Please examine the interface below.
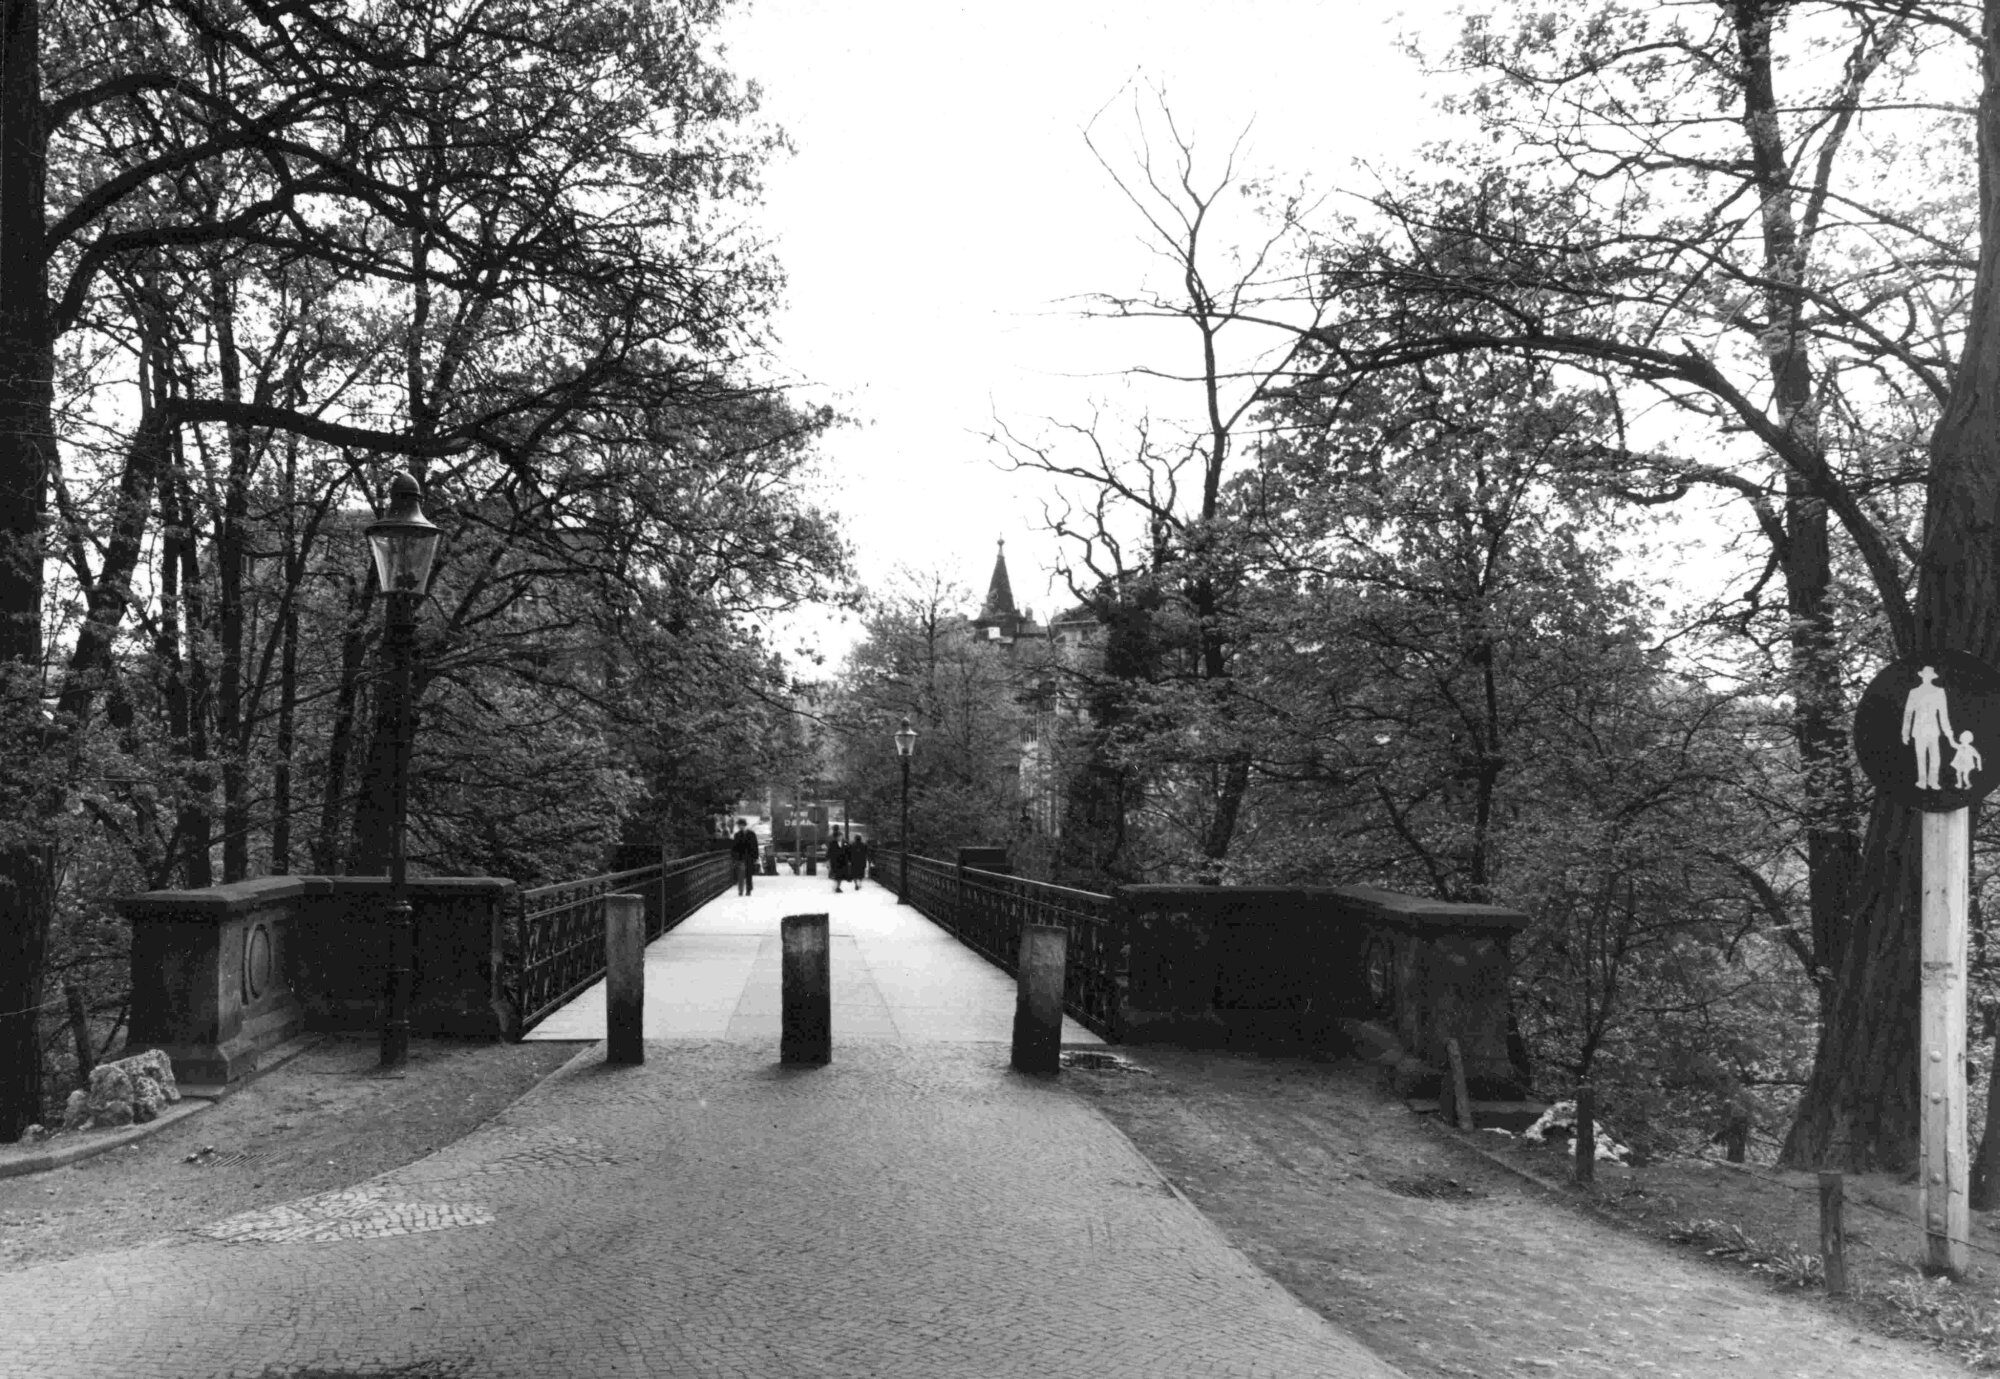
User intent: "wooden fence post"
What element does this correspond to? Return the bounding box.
[782,912,831,1065]
[1820,1171,1847,1295]
[604,895,645,1065]
[1574,1083,1596,1186]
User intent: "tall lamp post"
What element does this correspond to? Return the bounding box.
[894,716,916,904]
[365,472,440,1069]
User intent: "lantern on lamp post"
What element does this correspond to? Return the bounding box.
[364,471,440,1069]
[893,716,917,904]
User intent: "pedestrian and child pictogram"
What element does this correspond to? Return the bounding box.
[1854,651,2000,810]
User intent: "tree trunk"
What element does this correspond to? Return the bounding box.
[210,268,254,881]
[348,694,396,877]
[1201,751,1250,873]
[1783,804,1924,1168]
[311,578,373,874]
[1192,572,1247,875]
[1732,0,1863,999]
[352,616,439,877]
[0,0,56,1142]
[160,454,214,889]
[1971,1017,2000,1209]
[270,443,301,874]
[1783,0,2000,1169]
[1784,494,1862,991]
[54,406,170,731]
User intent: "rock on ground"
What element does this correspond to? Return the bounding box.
[62,1050,180,1132]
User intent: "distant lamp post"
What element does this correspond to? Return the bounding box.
[894,716,917,904]
[365,471,440,1069]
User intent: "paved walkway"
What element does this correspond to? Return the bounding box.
[0,876,1404,1378]
[527,870,1104,1045]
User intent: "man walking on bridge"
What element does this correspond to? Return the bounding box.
[731,819,759,895]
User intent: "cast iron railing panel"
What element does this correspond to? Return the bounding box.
[905,854,958,925]
[901,853,1120,1041]
[509,851,732,1035]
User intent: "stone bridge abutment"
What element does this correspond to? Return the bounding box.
[119,850,1531,1102]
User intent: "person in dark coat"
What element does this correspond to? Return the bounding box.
[849,835,870,887]
[731,819,759,895]
[828,827,849,893]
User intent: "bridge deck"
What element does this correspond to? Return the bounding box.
[0,872,1411,1378]
[526,870,1102,1045]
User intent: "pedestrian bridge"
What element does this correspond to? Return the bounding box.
[116,848,1531,1106]
[26,864,1409,1379]
[525,871,1103,1046]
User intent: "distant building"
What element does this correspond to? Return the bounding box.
[968,539,1098,657]
[961,539,1101,843]
[742,542,1101,867]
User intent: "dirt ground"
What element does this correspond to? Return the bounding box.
[1065,1047,1983,1378]
[0,1034,587,1272]
[1478,1120,2000,1365]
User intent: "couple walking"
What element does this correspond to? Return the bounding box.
[827,827,871,894]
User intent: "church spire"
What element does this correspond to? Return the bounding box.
[978,537,1017,623]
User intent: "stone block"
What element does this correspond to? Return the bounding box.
[1109,882,1532,1095]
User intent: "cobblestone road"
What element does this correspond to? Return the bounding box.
[0,879,1404,1378]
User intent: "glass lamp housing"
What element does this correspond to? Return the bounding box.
[365,472,441,594]
[894,717,917,758]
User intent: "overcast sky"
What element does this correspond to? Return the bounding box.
[716,1,1465,661]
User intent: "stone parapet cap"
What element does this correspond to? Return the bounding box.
[1319,884,1528,934]
[317,876,517,898]
[120,876,324,919]
[121,873,517,921]
[1112,882,1527,934]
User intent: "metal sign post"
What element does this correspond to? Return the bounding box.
[1854,651,2000,1277]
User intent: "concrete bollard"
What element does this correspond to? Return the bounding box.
[1011,923,1068,1074]
[605,894,645,1065]
[781,912,831,1065]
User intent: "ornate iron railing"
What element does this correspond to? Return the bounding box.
[904,853,958,922]
[507,850,732,1035]
[902,853,1121,1040]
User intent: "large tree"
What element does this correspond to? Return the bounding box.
[1304,0,1991,1168]
[827,571,1034,860]
[991,93,1328,878]
[0,0,57,1152]
[0,0,830,1140]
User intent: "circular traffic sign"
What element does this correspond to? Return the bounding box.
[1853,651,2000,811]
